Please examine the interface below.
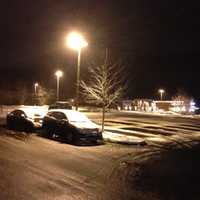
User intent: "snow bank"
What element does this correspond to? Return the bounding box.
[102,131,146,145]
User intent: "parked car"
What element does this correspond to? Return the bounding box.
[7,107,47,131]
[42,109,103,144]
[48,101,73,110]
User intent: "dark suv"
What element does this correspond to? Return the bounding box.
[48,101,73,110]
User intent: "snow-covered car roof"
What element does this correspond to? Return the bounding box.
[16,106,48,118]
[47,109,99,129]
[47,109,91,122]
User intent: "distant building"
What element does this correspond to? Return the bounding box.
[117,99,197,114]
[117,100,133,111]
[155,100,197,113]
[117,99,155,112]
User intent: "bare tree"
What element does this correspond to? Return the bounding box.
[37,86,55,105]
[81,53,126,132]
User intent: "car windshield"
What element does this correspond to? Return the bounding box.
[67,112,90,123]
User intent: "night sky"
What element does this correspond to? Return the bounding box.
[0,1,199,100]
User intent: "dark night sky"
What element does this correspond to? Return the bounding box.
[0,1,199,100]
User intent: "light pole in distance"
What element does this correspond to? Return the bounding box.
[34,82,39,96]
[55,70,63,101]
[158,89,165,100]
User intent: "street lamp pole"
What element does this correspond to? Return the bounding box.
[67,31,88,110]
[34,82,39,96]
[161,91,163,100]
[76,49,81,110]
[158,89,165,100]
[34,82,39,105]
[56,75,60,101]
[55,70,63,101]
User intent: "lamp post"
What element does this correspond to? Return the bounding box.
[34,82,39,96]
[67,31,88,110]
[158,89,165,100]
[55,70,63,101]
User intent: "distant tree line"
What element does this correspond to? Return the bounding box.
[0,84,56,105]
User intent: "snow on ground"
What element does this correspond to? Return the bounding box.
[86,111,200,146]
[103,131,146,145]
[121,110,200,118]
[0,107,200,199]
[0,130,142,200]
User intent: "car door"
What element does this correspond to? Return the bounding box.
[52,112,69,135]
[43,111,57,129]
[53,112,78,141]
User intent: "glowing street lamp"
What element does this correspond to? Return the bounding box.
[158,89,165,100]
[34,82,39,96]
[55,70,63,101]
[67,31,88,110]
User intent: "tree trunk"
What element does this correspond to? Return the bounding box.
[102,105,105,133]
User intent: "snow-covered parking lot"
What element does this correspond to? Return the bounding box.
[1,107,200,199]
[1,106,200,145]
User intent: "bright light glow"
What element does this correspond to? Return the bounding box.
[189,100,197,112]
[181,106,186,112]
[35,82,39,87]
[55,70,63,78]
[158,89,165,94]
[117,106,121,111]
[190,101,195,106]
[189,107,196,112]
[67,32,88,50]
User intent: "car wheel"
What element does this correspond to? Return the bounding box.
[72,132,81,145]
[7,120,14,130]
[44,127,54,138]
